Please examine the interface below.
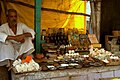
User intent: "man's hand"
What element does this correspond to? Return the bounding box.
[15,34,25,43]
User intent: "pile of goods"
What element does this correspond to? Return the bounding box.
[12,56,40,73]
[39,44,120,71]
[12,46,120,73]
[40,54,104,71]
[89,45,120,66]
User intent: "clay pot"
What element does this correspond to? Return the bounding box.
[36,54,44,59]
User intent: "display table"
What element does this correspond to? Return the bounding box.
[11,65,120,80]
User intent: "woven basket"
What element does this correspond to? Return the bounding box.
[106,59,120,66]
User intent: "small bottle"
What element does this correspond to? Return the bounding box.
[41,29,46,41]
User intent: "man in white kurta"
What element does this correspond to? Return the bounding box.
[0,9,35,66]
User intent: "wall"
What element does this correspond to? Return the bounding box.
[100,0,120,47]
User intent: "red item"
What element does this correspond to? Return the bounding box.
[22,55,32,63]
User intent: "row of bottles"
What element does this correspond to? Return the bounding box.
[41,28,69,45]
[48,32,69,45]
[41,28,90,49]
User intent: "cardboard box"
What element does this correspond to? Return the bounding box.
[91,43,102,48]
[111,45,119,52]
[88,34,99,44]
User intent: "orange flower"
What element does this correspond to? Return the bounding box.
[21,59,26,63]
[22,55,32,63]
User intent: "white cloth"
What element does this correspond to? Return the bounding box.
[0,22,35,65]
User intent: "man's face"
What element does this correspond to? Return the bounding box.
[8,12,17,25]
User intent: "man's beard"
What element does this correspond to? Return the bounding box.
[11,20,17,25]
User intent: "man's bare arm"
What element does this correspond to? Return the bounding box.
[7,35,16,40]
[7,32,32,43]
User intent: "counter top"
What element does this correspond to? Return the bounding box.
[12,65,120,80]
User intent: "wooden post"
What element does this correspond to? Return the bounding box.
[96,1,101,42]
[2,0,8,16]
[90,0,96,35]
[0,2,1,25]
[90,0,101,42]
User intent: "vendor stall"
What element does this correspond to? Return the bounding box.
[1,1,120,80]
[9,27,120,80]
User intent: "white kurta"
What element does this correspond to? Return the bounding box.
[0,22,35,64]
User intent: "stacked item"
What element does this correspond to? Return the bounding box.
[89,45,120,66]
[12,56,41,73]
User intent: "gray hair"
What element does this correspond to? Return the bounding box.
[7,9,17,16]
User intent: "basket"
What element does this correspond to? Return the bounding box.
[106,59,120,66]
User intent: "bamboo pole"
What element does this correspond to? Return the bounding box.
[90,1,96,35]
[34,0,42,54]
[0,2,1,25]
[96,2,101,42]
[90,0,101,42]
